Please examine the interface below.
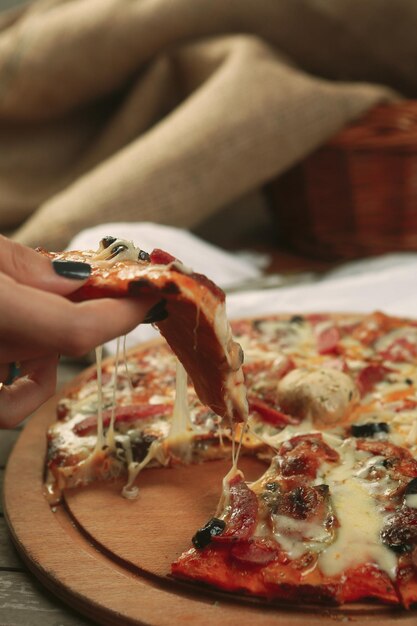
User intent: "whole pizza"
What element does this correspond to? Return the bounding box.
[42,238,417,608]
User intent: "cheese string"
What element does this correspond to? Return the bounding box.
[122,335,134,393]
[106,336,121,447]
[94,345,105,450]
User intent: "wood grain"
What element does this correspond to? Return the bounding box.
[64,458,264,580]
[0,571,95,626]
[0,430,19,468]
[4,344,417,626]
[0,517,24,570]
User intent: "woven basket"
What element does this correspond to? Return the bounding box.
[267,101,417,260]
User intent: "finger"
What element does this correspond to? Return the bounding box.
[0,343,54,366]
[0,354,58,428]
[0,363,11,382]
[0,235,91,296]
[0,277,158,357]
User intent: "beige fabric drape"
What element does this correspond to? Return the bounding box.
[1,0,413,249]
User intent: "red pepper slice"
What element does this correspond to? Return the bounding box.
[150,248,176,265]
[316,325,340,355]
[249,397,299,427]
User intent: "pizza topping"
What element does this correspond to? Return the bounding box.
[278,434,339,479]
[403,479,417,509]
[404,478,417,497]
[277,368,359,427]
[100,235,117,248]
[73,404,169,436]
[318,472,397,577]
[350,422,390,438]
[356,440,417,478]
[315,324,340,355]
[248,398,298,428]
[357,364,390,396]
[215,477,258,542]
[381,507,417,554]
[92,238,148,265]
[230,539,279,566]
[192,518,226,549]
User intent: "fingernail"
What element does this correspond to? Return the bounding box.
[52,260,91,280]
[143,300,168,324]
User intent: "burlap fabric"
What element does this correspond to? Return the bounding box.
[1,0,413,250]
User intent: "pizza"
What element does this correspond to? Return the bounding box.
[41,239,417,608]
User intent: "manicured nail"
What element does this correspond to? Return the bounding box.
[52,260,91,280]
[143,300,168,324]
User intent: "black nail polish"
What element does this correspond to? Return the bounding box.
[143,300,168,324]
[52,260,91,280]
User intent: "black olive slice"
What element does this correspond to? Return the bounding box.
[111,244,128,255]
[192,517,226,549]
[138,250,151,262]
[290,315,305,324]
[404,478,417,497]
[101,236,117,248]
[351,422,389,437]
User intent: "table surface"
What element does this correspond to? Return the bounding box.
[0,244,338,626]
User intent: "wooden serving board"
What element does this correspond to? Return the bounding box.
[3,353,417,626]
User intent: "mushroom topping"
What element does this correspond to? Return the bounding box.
[277,367,359,427]
[92,238,150,265]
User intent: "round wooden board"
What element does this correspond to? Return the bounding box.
[3,344,417,626]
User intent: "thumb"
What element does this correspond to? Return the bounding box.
[1,236,91,296]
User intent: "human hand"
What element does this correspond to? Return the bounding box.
[0,236,158,427]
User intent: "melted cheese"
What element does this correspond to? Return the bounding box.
[318,477,396,578]
[164,360,194,463]
[405,494,417,508]
[94,345,105,450]
[106,337,121,449]
[317,439,397,579]
[120,358,197,498]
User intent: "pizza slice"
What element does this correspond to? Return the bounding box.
[39,236,248,424]
[172,432,417,606]
[41,236,249,500]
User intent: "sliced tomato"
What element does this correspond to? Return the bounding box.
[73,403,170,436]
